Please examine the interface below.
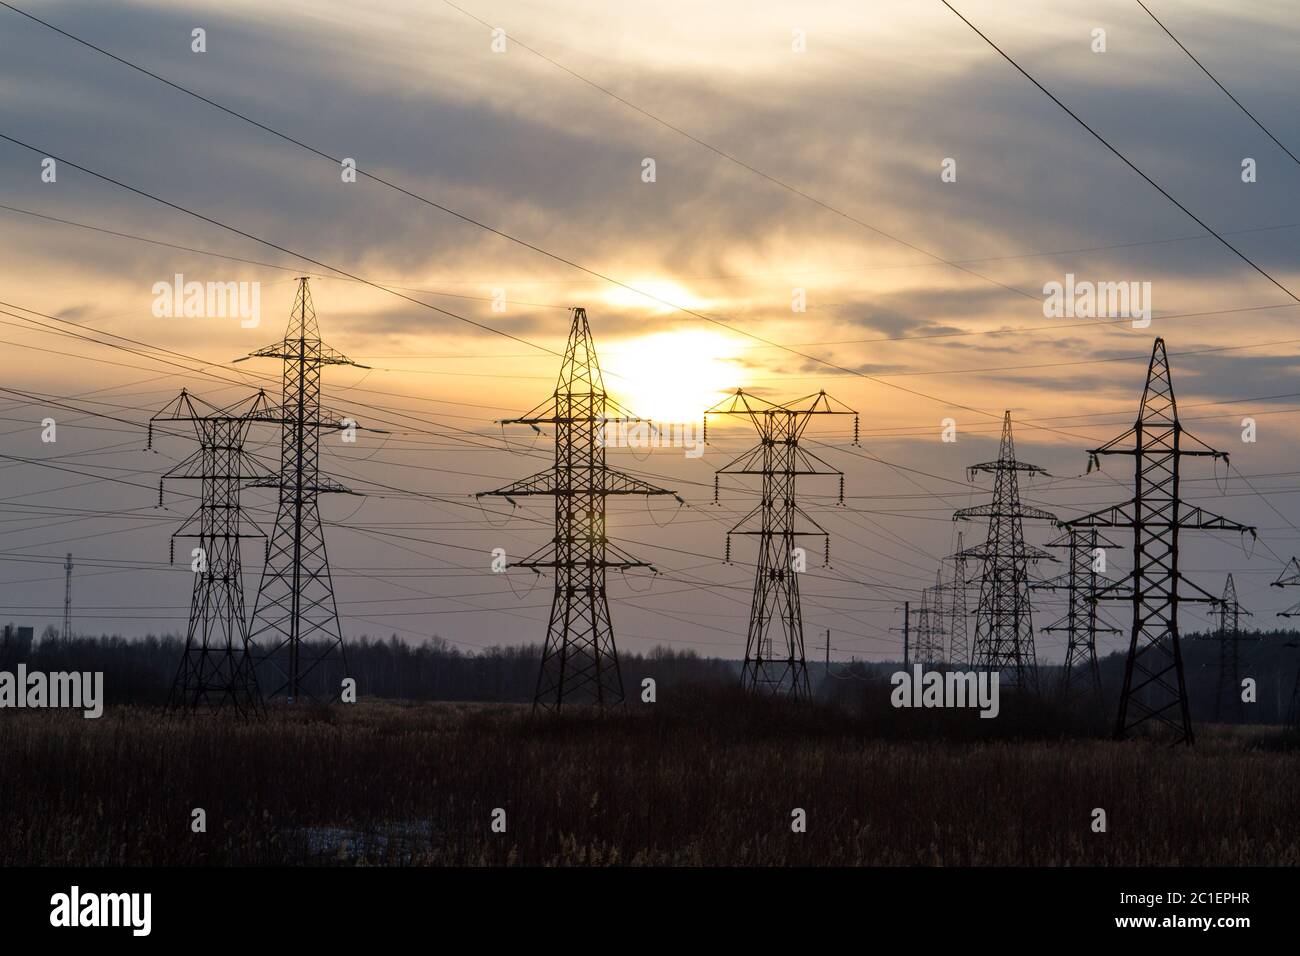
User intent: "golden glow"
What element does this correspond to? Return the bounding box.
[604,329,743,424]
[601,280,706,314]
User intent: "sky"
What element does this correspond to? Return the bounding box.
[1,0,1299,666]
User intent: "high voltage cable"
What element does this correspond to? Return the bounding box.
[0,296,1063,529]
[15,363,1284,554]
[10,366,1289,544]
[1134,0,1300,169]
[939,0,1300,306]
[3,6,1296,465]
[0,202,572,310]
[0,300,561,463]
[435,0,1034,302]
[8,6,1300,633]
[293,217,1300,285]
[12,195,1300,437]
[0,5,1120,442]
[0,128,1045,438]
[0,133,563,358]
[9,291,1299,447]
[12,196,1300,355]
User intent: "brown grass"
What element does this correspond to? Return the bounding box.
[1,692,1297,866]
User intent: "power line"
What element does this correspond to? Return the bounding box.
[1134,0,1300,169]
[0,202,573,310]
[437,0,1036,302]
[0,132,561,355]
[0,3,1122,442]
[12,197,1300,359]
[939,0,1300,305]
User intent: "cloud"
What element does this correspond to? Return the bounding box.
[2,0,1298,651]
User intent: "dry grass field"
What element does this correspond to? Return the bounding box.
[2,689,1297,866]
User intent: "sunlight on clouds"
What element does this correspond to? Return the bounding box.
[603,328,744,424]
[600,279,709,315]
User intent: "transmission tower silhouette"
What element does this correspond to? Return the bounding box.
[912,570,946,666]
[151,389,274,715]
[1069,338,1255,744]
[943,531,972,667]
[62,552,72,639]
[706,390,857,698]
[240,278,363,703]
[954,411,1056,690]
[479,307,677,710]
[1041,526,1120,707]
[1272,558,1300,729]
[1212,574,1251,722]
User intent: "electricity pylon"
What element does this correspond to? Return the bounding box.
[151,389,274,715]
[942,531,972,667]
[955,411,1056,690]
[1069,338,1255,745]
[1213,574,1251,722]
[706,390,857,698]
[1041,526,1120,707]
[912,570,947,666]
[479,307,677,710]
[62,553,72,639]
[240,278,364,703]
[1269,558,1300,729]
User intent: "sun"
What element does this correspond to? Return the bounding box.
[602,329,743,425]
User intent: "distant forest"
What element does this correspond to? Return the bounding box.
[1,625,1297,723]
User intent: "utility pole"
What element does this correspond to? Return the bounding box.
[240,278,365,703]
[955,411,1057,690]
[152,389,274,715]
[479,307,676,710]
[893,600,910,668]
[1213,574,1250,723]
[62,553,72,640]
[1069,338,1255,745]
[707,390,857,698]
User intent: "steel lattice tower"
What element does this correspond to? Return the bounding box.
[912,570,947,666]
[1272,558,1300,729]
[1042,526,1120,707]
[955,411,1056,690]
[241,278,363,703]
[151,389,274,715]
[479,307,676,710]
[62,553,72,639]
[943,531,972,667]
[706,390,856,698]
[1070,338,1255,744]
[1213,574,1250,722]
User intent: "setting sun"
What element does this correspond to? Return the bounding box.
[602,329,744,424]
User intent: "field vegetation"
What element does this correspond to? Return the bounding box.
[2,686,1296,866]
